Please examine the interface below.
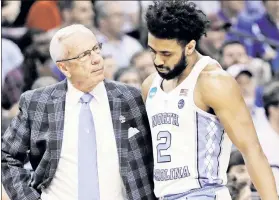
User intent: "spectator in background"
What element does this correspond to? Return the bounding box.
[114,67,142,89]
[198,13,229,60]
[103,55,117,80]
[255,81,279,195]
[227,65,267,129]
[1,1,21,26]
[218,1,246,26]
[117,1,143,39]
[254,0,279,44]
[95,1,143,68]
[2,29,56,110]
[1,38,23,84]
[229,66,256,111]
[57,1,96,32]
[217,0,275,60]
[26,1,62,31]
[253,0,279,73]
[243,1,265,22]
[220,40,272,85]
[1,77,58,122]
[130,50,156,80]
[49,0,98,81]
[227,150,252,200]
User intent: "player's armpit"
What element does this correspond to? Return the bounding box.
[141,72,157,103]
[199,71,278,200]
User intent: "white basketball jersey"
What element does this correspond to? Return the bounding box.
[146,56,232,197]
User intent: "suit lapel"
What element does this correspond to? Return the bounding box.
[46,79,129,185]
[47,79,67,182]
[104,80,128,180]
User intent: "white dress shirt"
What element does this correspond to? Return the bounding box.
[41,80,126,200]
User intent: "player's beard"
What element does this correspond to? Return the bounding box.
[155,49,187,80]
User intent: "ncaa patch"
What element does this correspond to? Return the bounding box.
[178,99,185,109]
[149,87,157,98]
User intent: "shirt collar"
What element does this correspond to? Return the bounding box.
[67,80,105,105]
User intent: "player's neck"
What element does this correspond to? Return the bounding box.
[269,117,279,135]
[176,51,202,85]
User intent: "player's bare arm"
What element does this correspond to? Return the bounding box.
[197,64,278,200]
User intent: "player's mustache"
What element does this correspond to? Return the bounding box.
[155,65,171,71]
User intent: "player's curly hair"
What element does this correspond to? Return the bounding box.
[145,0,210,46]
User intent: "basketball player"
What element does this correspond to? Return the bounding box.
[142,1,278,199]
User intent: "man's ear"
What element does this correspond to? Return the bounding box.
[56,62,71,78]
[185,40,196,55]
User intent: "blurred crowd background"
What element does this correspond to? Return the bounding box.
[1,1,279,200]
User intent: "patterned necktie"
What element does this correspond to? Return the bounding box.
[78,93,100,200]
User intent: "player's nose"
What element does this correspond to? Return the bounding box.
[154,55,164,66]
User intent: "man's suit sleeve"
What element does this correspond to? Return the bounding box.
[1,92,41,200]
[127,87,156,199]
[128,87,153,156]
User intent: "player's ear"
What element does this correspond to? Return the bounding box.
[186,40,196,56]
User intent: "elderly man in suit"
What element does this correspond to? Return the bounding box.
[1,24,155,200]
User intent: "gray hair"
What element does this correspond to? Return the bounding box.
[49,24,94,62]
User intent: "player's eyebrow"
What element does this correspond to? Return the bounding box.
[148,45,172,54]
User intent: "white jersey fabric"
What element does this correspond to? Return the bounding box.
[146,56,232,197]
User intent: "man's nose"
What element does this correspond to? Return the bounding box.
[90,52,101,65]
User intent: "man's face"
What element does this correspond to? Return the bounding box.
[147,33,188,80]
[235,73,256,108]
[221,44,249,70]
[133,52,156,80]
[118,70,142,89]
[104,2,125,38]
[72,1,95,28]
[57,32,104,92]
[203,30,226,51]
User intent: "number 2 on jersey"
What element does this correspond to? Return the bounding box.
[157,131,172,163]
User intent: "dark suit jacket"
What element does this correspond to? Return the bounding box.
[2,79,156,200]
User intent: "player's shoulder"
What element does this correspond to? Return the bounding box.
[198,61,236,90]
[197,61,241,103]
